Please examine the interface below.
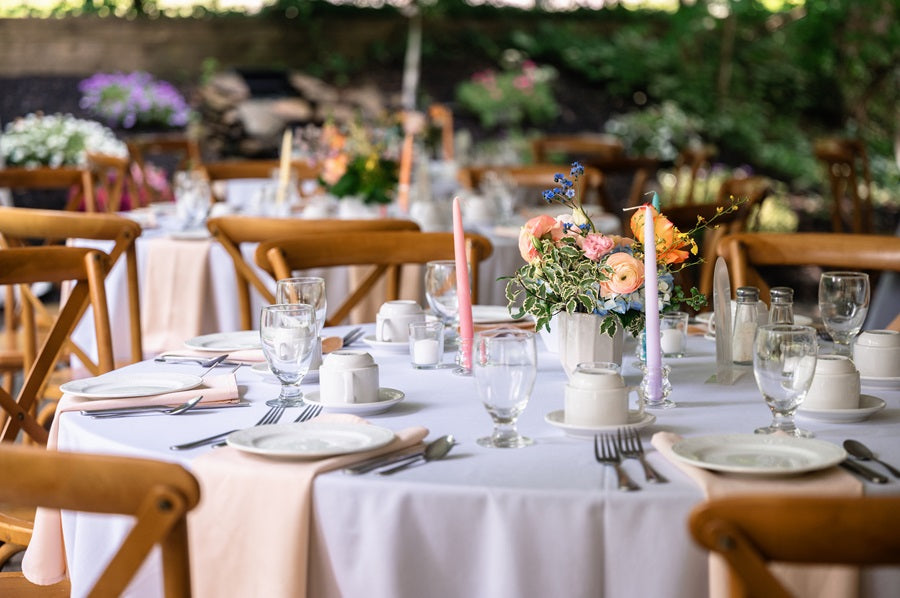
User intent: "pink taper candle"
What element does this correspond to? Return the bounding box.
[643,204,662,401]
[452,197,473,369]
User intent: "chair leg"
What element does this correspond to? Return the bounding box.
[0,542,25,569]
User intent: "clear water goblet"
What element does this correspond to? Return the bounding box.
[276,276,327,335]
[259,304,317,408]
[424,260,459,342]
[818,271,869,356]
[473,328,537,448]
[173,170,211,230]
[752,324,818,437]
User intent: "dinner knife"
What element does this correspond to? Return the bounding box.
[342,447,425,475]
[839,459,889,484]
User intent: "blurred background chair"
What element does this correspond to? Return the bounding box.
[86,152,139,213]
[457,163,605,209]
[0,167,96,212]
[206,216,420,330]
[127,134,203,205]
[814,137,873,234]
[0,443,200,597]
[255,230,493,327]
[201,159,321,203]
[668,144,718,207]
[689,495,900,598]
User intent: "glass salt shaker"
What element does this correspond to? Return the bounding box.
[732,286,760,366]
[769,286,795,325]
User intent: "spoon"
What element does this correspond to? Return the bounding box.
[378,435,456,475]
[843,439,900,478]
[86,395,204,418]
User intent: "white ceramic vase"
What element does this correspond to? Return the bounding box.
[558,312,624,378]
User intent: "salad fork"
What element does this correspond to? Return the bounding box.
[170,405,284,451]
[617,427,668,484]
[594,434,640,492]
[293,403,323,423]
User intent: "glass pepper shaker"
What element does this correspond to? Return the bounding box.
[769,286,795,325]
[732,286,760,366]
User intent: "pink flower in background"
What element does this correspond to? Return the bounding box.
[513,75,533,91]
[600,252,645,296]
[581,233,615,261]
[518,214,563,262]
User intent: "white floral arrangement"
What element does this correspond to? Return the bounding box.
[0,113,127,168]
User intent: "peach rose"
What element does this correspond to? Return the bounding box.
[629,206,695,265]
[321,154,348,186]
[518,214,563,263]
[581,233,615,261]
[600,252,645,296]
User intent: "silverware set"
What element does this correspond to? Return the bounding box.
[594,428,668,491]
[170,405,286,451]
[840,439,898,484]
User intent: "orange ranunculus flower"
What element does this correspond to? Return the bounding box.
[321,154,348,186]
[629,205,696,265]
[518,214,564,263]
[600,252,645,296]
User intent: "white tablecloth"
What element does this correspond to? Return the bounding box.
[56,331,900,598]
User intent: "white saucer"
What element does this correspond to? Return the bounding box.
[250,362,319,383]
[544,409,656,438]
[797,394,886,423]
[860,375,900,390]
[302,388,404,415]
[362,334,409,352]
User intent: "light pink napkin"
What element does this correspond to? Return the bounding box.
[21,373,240,586]
[652,431,862,598]
[188,415,428,598]
[141,237,216,355]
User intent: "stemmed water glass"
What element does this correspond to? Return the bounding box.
[818,271,869,356]
[752,324,818,437]
[424,260,459,344]
[276,277,327,335]
[259,304,317,407]
[472,328,537,448]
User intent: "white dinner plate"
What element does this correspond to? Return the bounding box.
[168,229,211,241]
[472,305,527,324]
[860,375,900,390]
[302,388,405,415]
[670,434,846,476]
[544,409,656,438]
[60,372,202,400]
[184,330,261,352]
[250,362,319,383]
[226,422,395,459]
[797,394,886,423]
[362,334,409,352]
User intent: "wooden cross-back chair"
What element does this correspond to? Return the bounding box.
[669,144,718,206]
[127,134,203,204]
[716,232,900,305]
[689,495,900,598]
[0,166,96,212]
[255,231,494,327]
[206,216,421,330]
[202,159,321,202]
[86,152,139,213]
[0,443,200,598]
[457,163,605,208]
[0,207,143,390]
[814,137,873,234]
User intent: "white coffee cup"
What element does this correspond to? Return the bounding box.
[564,362,630,426]
[318,350,379,404]
[852,330,900,378]
[376,300,425,342]
[804,355,860,410]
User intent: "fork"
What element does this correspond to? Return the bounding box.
[594,434,640,492]
[617,427,668,484]
[169,405,285,451]
[293,403,323,423]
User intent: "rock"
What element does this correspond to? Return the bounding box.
[288,72,339,104]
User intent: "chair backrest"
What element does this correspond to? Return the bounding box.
[669,144,718,206]
[0,247,112,444]
[202,159,321,202]
[0,443,200,598]
[206,216,421,330]
[254,230,494,327]
[127,134,203,204]
[0,206,143,369]
[716,231,900,304]
[0,166,96,212]
[814,137,873,234]
[531,134,625,164]
[457,163,604,207]
[86,152,139,213]
[689,495,900,598]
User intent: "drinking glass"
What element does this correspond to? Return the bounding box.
[173,170,211,230]
[818,271,869,355]
[424,260,459,341]
[473,328,537,448]
[259,304,317,407]
[752,324,818,437]
[276,277,327,335]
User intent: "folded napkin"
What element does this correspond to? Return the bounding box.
[22,373,240,586]
[651,431,862,598]
[141,237,216,355]
[159,347,267,364]
[188,415,428,598]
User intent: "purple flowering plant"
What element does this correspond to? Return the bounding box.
[79,71,192,130]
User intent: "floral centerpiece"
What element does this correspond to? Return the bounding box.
[506,162,741,338]
[0,113,127,168]
[78,71,192,131]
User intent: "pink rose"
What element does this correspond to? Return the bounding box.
[581,233,615,261]
[518,214,563,263]
[600,252,645,296]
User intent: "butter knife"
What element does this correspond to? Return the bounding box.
[839,459,889,484]
[342,446,425,475]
